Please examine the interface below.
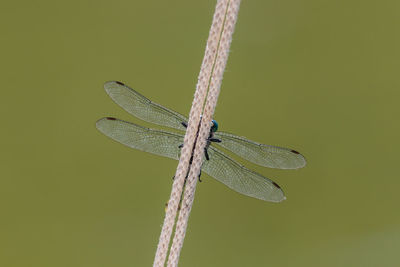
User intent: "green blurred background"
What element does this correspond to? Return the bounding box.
[1,0,399,266]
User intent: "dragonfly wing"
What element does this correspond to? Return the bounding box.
[104,81,188,131]
[202,146,285,202]
[96,117,184,160]
[214,131,306,169]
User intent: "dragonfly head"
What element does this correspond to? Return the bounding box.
[211,120,219,132]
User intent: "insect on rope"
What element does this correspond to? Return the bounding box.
[96,0,306,266]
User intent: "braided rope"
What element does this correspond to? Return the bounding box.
[167,1,241,266]
[153,1,241,266]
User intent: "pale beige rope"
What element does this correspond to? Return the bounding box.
[152,0,231,266]
[167,1,241,266]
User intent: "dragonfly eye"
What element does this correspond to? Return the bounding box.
[211,120,219,132]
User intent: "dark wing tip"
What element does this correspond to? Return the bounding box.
[272,181,282,189]
[269,181,286,203]
[290,149,307,169]
[104,80,125,90]
[95,117,117,130]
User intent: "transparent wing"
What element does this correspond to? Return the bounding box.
[104,81,188,131]
[202,146,285,202]
[96,117,184,160]
[96,118,285,202]
[214,131,306,169]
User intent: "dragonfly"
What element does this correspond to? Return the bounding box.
[96,81,306,202]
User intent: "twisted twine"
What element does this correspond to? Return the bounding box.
[153,1,241,266]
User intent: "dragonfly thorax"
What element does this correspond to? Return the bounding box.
[211,120,219,133]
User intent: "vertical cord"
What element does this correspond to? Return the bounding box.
[166,1,241,266]
[152,1,233,266]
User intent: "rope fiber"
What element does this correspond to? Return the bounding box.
[153,1,241,266]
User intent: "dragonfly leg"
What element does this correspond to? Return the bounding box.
[181,122,188,128]
[178,144,183,149]
[204,147,209,161]
[209,138,221,143]
[198,170,202,182]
